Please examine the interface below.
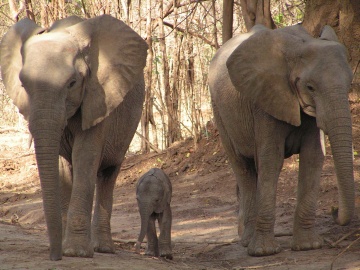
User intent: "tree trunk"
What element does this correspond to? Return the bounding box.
[302,0,360,93]
[169,0,182,144]
[222,0,234,43]
[211,0,220,48]
[121,0,131,24]
[141,0,153,153]
[240,0,275,31]
[8,0,25,22]
[158,0,174,148]
[25,0,35,21]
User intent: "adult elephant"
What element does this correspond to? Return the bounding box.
[0,15,147,260]
[209,24,354,257]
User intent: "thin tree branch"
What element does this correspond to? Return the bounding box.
[163,20,217,48]
[163,0,210,19]
[135,131,162,153]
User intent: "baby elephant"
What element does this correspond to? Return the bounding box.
[135,168,173,259]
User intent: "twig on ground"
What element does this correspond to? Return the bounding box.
[0,152,34,160]
[233,262,284,269]
[113,238,238,245]
[352,123,360,130]
[326,228,360,247]
[0,127,28,134]
[113,238,138,244]
[330,235,360,270]
[324,237,334,247]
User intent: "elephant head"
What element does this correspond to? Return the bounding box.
[135,168,172,252]
[0,15,147,260]
[226,24,354,225]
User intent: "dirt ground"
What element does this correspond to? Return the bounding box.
[1,100,360,269]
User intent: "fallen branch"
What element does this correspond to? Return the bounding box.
[232,262,284,269]
[0,127,28,134]
[326,228,360,247]
[114,234,291,245]
[113,238,238,245]
[113,238,137,244]
[0,152,34,160]
[330,235,360,270]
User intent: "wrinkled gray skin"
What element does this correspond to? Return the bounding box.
[0,15,147,260]
[135,168,173,260]
[209,24,354,257]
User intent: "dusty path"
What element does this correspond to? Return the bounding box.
[1,126,360,269]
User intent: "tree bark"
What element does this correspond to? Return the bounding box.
[158,0,182,147]
[302,0,360,92]
[239,0,275,31]
[141,0,153,153]
[8,0,25,22]
[169,0,182,144]
[158,1,171,147]
[222,0,234,44]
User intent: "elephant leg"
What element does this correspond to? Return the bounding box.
[158,207,173,259]
[59,156,72,239]
[212,106,257,247]
[146,213,159,257]
[247,113,285,256]
[92,165,120,253]
[292,127,324,251]
[231,158,257,247]
[63,130,104,258]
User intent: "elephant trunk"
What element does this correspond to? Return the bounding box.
[325,96,355,225]
[29,101,65,260]
[135,205,151,253]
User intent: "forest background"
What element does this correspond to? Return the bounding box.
[0,0,359,153]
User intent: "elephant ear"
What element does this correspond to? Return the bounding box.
[226,28,301,126]
[319,25,339,42]
[48,15,84,32]
[0,19,44,121]
[66,15,148,130]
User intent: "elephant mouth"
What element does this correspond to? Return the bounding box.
[296,89,316,117]
[293,81,316,117]
[302,104,316,117]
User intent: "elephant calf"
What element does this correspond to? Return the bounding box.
[134,168,173,259]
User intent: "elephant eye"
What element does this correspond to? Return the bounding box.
[68,80,76,88]
[306,84,315,92]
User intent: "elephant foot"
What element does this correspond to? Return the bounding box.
[92,232,115,253]
[291,229,323,251]
[94,242,115,254]
[159,246,173,260]
[247,232,282,257]
[63,239,94,258]
[145,249,159,257]
[240,225,255,247]
[93,238,115,253]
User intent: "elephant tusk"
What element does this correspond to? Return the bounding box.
[28,134,33,149]
[320,129,326,156]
